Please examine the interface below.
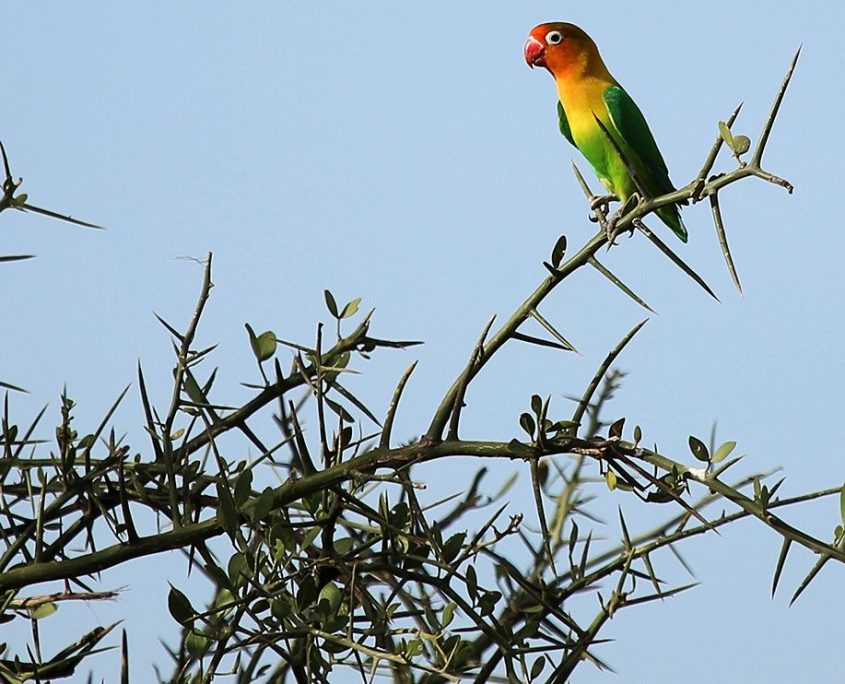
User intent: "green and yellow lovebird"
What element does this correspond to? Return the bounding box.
[524,22,687,242]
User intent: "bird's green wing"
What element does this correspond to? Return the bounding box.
[602,85,674,194]
[557,102,576,147]
[603,85,688,242]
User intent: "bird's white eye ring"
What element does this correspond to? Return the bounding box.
[545,30,563,45]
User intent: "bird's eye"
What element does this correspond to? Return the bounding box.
[545,30,563,45]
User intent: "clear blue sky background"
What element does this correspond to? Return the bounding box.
[1,2,842,681]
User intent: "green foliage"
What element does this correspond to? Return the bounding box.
[245,323,277,362]
[689,435,710,462]
[719,119,751,158]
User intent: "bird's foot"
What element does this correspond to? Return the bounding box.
[604,212,621,247]
[605,209,639,248]
[605,195,643,246]
[590,193,617,213]
[590,194,618,225]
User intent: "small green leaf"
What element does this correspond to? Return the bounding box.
[269,522,293,549]
[271,538,286,561]
[216,481,238,537]
[167,586,194,624]
[712,440,737,464]
[633,425,642,445]
[405,638,424,658]
[198,564,229,595]
[507,439,533,457]
[29,602,57,620]
[537,458,548,486]
[606,470,618,491]
[213,588,235,613]
[441,602,456,628]
[252,331,277,362]
[300,525,321,549]
[318,581,342,617]
[325,396,354,422]
[234,469,253,507]
[530,394,543,416]
[466,565,478,599]
[227,552,250,586]
[477,590,502,617]
[718,120,735,149]
[186,630,209,658]
[519,412,535,438]
[688,436,710,462]
[646,488,674,503]
[324,290,339,318]
[609,417,625,439]
[531,656,547,680]
[272,596,292,621]
[442,533,466,564]
[551,235,567,269]
[732,135,751,155]
[183,373,206,404]
[442,634,460,657]
[334,537,354,556]
[252,487,275,522]
[390,502,410,530]
[340,297,361,319]
[614,479,635,492]
[297,576,318,610]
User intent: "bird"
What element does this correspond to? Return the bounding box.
[524,22,687,242]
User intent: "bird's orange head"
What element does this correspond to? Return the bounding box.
[524,23,607,80]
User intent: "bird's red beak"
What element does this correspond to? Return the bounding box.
[524,36,546,68]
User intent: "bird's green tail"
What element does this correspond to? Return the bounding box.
[656,204,688,243]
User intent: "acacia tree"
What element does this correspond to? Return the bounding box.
[0,49,840,683]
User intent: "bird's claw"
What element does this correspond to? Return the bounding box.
[590,193,617,213]
[590,194,617,226]
[604,208,638,248]
[604,213,620,247]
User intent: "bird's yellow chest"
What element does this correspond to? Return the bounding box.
[554,75,628,195]
[555,77,612,143]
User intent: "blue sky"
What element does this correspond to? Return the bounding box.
[1,2,842,681]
